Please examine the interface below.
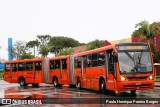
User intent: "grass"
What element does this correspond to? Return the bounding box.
[0,72,4,79]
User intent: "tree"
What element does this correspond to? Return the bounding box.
[39,45,51,57]
[20,52,35,59]
[11,40,28,59]
[36,35,51,57]
[49,36,84,54]
[26,40,40,57]
[86,39,104,50]
[132,20,154,44]
[56,48,74,56]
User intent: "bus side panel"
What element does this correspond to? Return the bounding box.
[106,73,115,90]
[4,72,11,83]
[74,68,82,85]
[34,61,44,84]
[17,71,25,82]
[25,70,34,83]
[90,67,106,91]
[11,71,18,83]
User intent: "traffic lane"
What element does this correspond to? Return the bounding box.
[1,84,160,106]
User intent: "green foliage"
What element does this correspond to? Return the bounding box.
[0,72,4,79]
[49,36,84,54]
[86,39,104,50]
[150,22,160,35]
[37,35,51,57]
[154,51,160,63]
[26,40,40,57]
[56,48,74,56]
[150,44,160,63]
[39,45,51,57]
[20,52,35,59]
[37,35,51,45]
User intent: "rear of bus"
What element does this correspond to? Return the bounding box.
[115,43,154,93]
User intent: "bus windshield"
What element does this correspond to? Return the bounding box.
[118,51,152,74]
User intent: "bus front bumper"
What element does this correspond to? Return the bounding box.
[116,80,155,91]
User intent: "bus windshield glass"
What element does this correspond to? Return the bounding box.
[117,50,152,74]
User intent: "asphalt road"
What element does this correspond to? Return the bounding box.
[0,80,160,107]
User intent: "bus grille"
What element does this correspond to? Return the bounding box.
[123,84,151,89]
[127,76,148,80]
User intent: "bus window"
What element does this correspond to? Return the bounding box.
[87,54,92,67]
[35,62,42,70]
[92,53,98,67]
[62,59,67,69]
[11,63,17,71]
[98,52,105,66]
[5,64,10,72]
[55,60,60,69]
[18,63,25,71]
[74,57,78,68]
[108,50,114,72]
[77,57,82,68]
[26,62,33,71]
[50,60,55,70]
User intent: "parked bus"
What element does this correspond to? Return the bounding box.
[4,58,44,86]
[71,43,154,94]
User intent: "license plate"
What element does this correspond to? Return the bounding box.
[135,82,141,85]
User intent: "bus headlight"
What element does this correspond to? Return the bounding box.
[121,76,126,81]
[148,76,153,80]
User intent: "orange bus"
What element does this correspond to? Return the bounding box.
[71,43,154,94]
[4,58,44,86]
[49,55,71,87]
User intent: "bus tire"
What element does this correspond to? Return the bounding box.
[53,77,58,87]
[131,90,136,95]
[76,78,81,89]
[19,77,27,87]
[100,79,106,94]
[32,84,39,87]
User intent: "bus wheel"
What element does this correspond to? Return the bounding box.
[100,79,106,94]
[19,78,26,86]
[76,78,81,89]
[32,84,39,87]
[53,77,58,87]
[131,90,136,95]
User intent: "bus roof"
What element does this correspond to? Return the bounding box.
[4,58,44,63]
[74,44,116,57]
[49,55,70,60]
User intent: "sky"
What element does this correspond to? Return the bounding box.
[0,0,160,60]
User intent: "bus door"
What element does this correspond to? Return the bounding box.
[81,56,87,88]
[4,63,11,82]
[106,49,116,90]
[34,61,42,83]
[25,62,34,83]
[61,59,68,84]
[11,63,18,83]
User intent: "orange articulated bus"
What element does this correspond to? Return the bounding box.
[4,58,44,86]
[3,43,155,95]
[71,43,155,94]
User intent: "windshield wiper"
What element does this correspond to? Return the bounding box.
[124,50,134,61]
